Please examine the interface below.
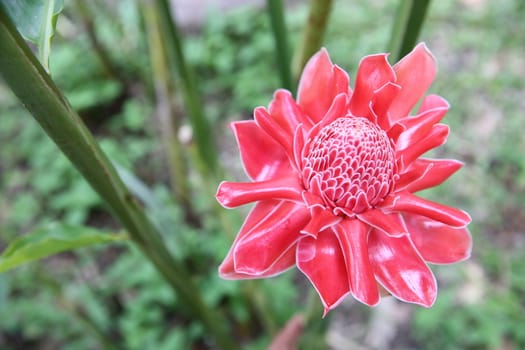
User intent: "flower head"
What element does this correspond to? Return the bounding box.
[216,44,472,314]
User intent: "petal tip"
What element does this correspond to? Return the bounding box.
[218,259,238,280]
[215,181,232,208]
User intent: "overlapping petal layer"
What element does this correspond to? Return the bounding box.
[217,44,471,314]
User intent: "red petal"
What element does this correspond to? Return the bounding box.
[301,191,326,211]
[397,124,449,168]
[316,93,349,129]
[333,65,351,96]
[396,158,463,193]
[404,213,472,264]
[300,207,342,238]
[254,107,295,162]
[395,97,449,150]
[233,201,310,275]
[417,94,449,113]
[269,89,314,131]
[357,209,407,237]
[297,230,350,315]
[216,174,303,208]
[368,230,437,307]
[349,54,395,118]
[382,191,471,228]
[389,43,437,122]
[370,82,401,130]
[219,242,296,279]
[297,48,349,123]
[293,124,307,170]
[219,200,295,279]
[333,219,379,306]
[231,121,291,181]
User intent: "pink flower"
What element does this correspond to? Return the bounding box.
[216,44,472,314]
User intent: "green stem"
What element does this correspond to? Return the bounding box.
[0,10,238,350]
[266,0,294,94]
[70,303,119,350]
[142,1,199,226]
[73,1,126,84]
[245,280,279,336]
[152,0,218,175]
[291,0,333,83]
[388,0,432,62]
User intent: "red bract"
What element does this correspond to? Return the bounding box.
[216,44,472,314]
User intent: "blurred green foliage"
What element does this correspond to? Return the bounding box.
[1,0,525,349]
[413,249,525,350]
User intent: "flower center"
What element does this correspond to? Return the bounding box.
[302,117,396,215]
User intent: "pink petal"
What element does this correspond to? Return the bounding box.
[231,121,291,181]
[297,48,350,123]
[368,229,437,307]
[233,201,310,275]
[216,174,303,208]
[293,124,307,170]
[295,94,348,152]
[395,97,449,150]
[349,54,396,119]
[382,191,471,228]
[404,213,472,264]
[316,93,349,129]
[389,43,437,122]
[333,219,379,306]
[219,200,294,278]
[254,107,295,162]
[300,206,342,237]
[370,82,401,130]
[301,191,326,211]
[269,89,314,131]
[357,209,408,237]
[397,124,449,168]
[417,94,449,113]
[297,230,350,316]
[219,242,297,279]
[396,158,463,193]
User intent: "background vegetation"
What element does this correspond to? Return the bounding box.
[1,0,524,349]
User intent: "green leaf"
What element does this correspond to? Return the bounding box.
[0,223,128,273]
[1,0,64,70]
[388,0,431,62]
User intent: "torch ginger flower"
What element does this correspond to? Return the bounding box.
[216,44,472,314]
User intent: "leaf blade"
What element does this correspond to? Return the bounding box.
[1,0,63,69]
[0,223,127,273]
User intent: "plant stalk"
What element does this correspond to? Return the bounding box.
[142,1,199,226]
[0,10,238,350]
[152,0,218,175]
[291,0,333,83]
[388,0,432,62]
[266,0,294,94]
[73,1,127,85]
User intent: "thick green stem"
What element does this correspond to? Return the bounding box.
[266,0,294,94]
[153,0,218,175]
[291,0,333,83]
[143,1,199,225]
[0,10,238,350]
[388,0,431,62]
